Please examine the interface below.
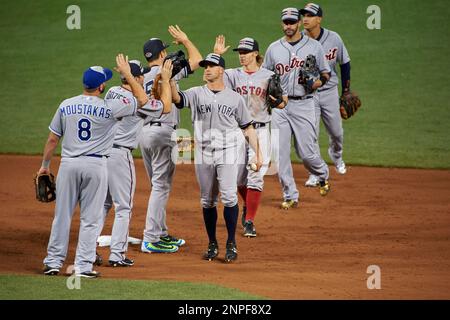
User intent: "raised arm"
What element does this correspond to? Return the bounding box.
[213,35,230,55]
[115,54,148,107]
[159,59,174,113]
[168,25,202,71]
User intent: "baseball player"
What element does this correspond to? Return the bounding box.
[96,60,173,267]
[213,35,285,237]
[300,3,351,187]
[263,8,331,209]
[40,54,163,277]
[139,25,203,253]
[172,53,263,262]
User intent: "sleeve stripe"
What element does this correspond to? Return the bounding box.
[240,121,253,129]
[49,126,62,137]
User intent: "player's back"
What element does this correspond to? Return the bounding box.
[49,94,121,158]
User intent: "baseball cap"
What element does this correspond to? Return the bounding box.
[83,66,113,89]
[120,61,144,80]
[199,53,225,68]
[143,38,170,60]
[232,37,259,52]
[300,3,323,17]
[281,7,300,22]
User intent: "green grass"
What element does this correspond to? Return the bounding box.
[0,0,449,168]
[0,274,264,300]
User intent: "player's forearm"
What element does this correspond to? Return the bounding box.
[243,126,261,159]
[41,133,60,168]
[123,73,149,107]
[171,81,181,104]
[160,79,172,113]
[183,39,202,71]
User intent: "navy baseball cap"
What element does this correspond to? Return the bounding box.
[281,7,300,22]
[232,37,259,52]
[143,38,170,60]
[120,60,144,80]
[300,3,323,17]
[199,53,225,68]
[83,66,113,89]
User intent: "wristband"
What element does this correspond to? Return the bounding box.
[42,159,50,169]
[319,75,328,87]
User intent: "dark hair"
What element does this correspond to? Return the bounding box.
[84,86,99,93]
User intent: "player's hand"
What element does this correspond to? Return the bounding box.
[269,95,287,109]
[214,35,230,55]
[160,59,173,82]
[114,54,131,76]
[38,167,50,175]
[249,154,263,172]
[168,25,188,45]
[311,79,322,90]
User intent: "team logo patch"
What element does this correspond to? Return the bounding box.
[122,97,131,105]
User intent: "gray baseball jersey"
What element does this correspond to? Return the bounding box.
[178,85,252,208]
[223,67,274,123]
[142,65,189,125]
[317,28,350,90]
[262,36,330,96]
[179,86,252,150]
[49,94,137,157]
[105,86,163,149]
[263,35,330,202]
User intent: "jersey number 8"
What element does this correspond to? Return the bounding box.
[78,118,91,141]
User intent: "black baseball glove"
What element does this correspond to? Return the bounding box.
[298,54,320,94]
[164,50,189,78]
[265,74,283,115]
[34,173,56,202]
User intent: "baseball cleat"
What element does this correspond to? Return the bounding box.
[203,241,219,261]
[141,241,179,253]
[281,199,299,210]
[241,206,247,228]
[224,242,238,263]
[336,162,347,175]
[109,258,134,267]
[243,220,257,238]
[76,270,101,278]
[305,175,319,187]
[319,180,330,196]
[43,265,60,276]
[160,235,186,247]
[94,252,103,266]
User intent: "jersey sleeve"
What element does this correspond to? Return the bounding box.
[107,96,137,119]
[223,69,235,90]
[235,95,253,128]
[48,105,63,137]
[262,46,274,71]
[337,34,351,65]
[178,87,197,109]
[316,43,331,74]
[136,98,163,120]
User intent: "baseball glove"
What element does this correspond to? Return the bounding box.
[176,136,195,153]
[298,54,320,94]
[339,91,362,119]
[265,74,283,114]
[34,173,56,202]
[164,50,188,79]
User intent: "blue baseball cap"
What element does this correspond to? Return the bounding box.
[83,66,113,89]
[143,38,170,60]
